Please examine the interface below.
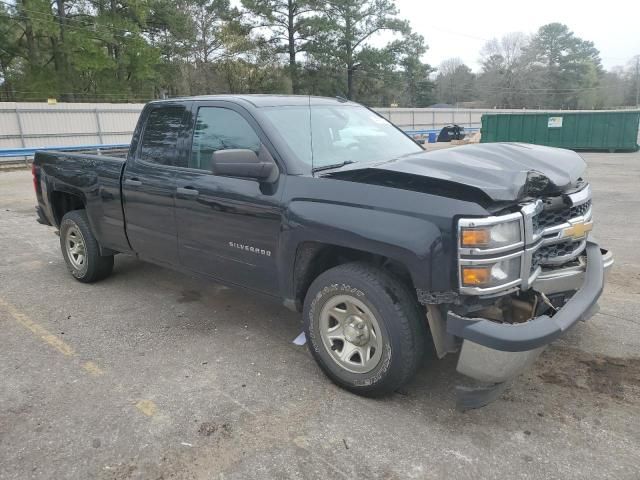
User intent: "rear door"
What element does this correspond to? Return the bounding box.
[174,102,285,295]
[122,103,189,266]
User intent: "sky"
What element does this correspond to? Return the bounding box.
[392,0,640,72]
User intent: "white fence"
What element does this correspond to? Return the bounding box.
[375,107,514,131]
[0,102,142,152]
[0,102,493,153]
[1,102,638,162]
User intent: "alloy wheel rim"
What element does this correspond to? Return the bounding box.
[65,225,87,271]
[319,295,383,374]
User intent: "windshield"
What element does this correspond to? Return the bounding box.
[261,104,422,171]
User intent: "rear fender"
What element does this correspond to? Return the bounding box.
[49,186,87,227]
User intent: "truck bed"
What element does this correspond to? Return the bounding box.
[41,146,130,159]
[66,147,130,158]
[33,148,131,254]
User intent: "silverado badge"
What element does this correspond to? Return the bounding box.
[229,241,272,256]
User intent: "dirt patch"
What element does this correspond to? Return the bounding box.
[101,463,137,480]
[605,267,640,294]
[177,290,202,303]
[198,421,232,438]
[537,346,640,402]
[98,451,196,480]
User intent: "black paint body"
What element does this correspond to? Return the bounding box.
[33,95,586,307]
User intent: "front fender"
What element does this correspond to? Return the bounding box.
[280,199,445,296]
[277,176,491,303]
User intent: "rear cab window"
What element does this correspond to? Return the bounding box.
[139,106,186,167]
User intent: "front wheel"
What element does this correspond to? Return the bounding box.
[60,210,114,283]
[303,262,426,397]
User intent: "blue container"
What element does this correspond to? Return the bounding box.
[428,132,437,143]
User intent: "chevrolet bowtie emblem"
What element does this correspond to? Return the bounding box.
[562,220,593,240]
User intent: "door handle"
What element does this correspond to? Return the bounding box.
[177,186,199,197]
[125,178,142,187]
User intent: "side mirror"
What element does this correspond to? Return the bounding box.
[211,147,277,181]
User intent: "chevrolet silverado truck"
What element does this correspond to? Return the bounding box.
[32,95,613,408]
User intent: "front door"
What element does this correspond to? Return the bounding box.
[122,104,188,266]
[174,103,284,295]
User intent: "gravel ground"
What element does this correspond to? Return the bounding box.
[1,150,639,480]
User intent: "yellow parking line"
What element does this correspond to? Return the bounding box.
[82,361,104,376]
[1,296,159,419]
[135,399,157,417]
[0,297,75,356]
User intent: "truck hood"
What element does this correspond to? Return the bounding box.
[326,143,586,203]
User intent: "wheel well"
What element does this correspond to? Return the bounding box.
[293,242,415,311]
[51,191,85,227]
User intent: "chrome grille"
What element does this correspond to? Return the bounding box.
[531,214,540,233]
[522,184,593,284]
[457,184,593,296]
[530,254,541,274]
[533,240,584,265]
[536,200,592,229]
[571,200,592,218]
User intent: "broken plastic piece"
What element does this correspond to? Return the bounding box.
[456,382,508,411]
[292,332,306,346]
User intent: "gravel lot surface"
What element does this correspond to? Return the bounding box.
[1,150,639,480]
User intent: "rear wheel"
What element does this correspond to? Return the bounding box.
[60,210,113,283]
[303,262,426,396]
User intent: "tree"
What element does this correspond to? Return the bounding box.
[628,55,640,107]
[477,32,531,107]
[241,0,318,93]
[178,0,250,94]
[596,68,627,108]
[185,0,243,64]
[524,23,602,108]
[350,45,399,105]
[435,58,475,105]
[310,0,410,100]
[3,2,638,109]
[0,2,21,100]
[216,36,289,93]
[8,0,71,99]
[390,32,434,107]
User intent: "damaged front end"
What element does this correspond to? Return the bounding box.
[422,183,614,409]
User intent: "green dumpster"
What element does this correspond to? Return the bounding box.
[481,111,640,152]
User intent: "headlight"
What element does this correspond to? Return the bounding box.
[458,212,525,294]
[459,216,522,251]
[460,256,521,289]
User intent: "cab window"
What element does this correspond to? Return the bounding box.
[139,106,186,166]
[190,107,261,171]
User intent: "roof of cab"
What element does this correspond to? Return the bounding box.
[149,94,358,108]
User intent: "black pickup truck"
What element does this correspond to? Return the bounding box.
[33,95,613,408]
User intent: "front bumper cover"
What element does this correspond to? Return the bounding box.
[447,240,610,409]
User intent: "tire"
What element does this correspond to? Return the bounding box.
[303,262,426,397]
[59,210,114,283]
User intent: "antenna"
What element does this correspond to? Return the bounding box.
[308,95,315,170]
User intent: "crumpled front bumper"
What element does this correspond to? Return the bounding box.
[446,240,612,409]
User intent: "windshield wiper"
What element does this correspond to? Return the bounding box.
[312,160,357,173]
